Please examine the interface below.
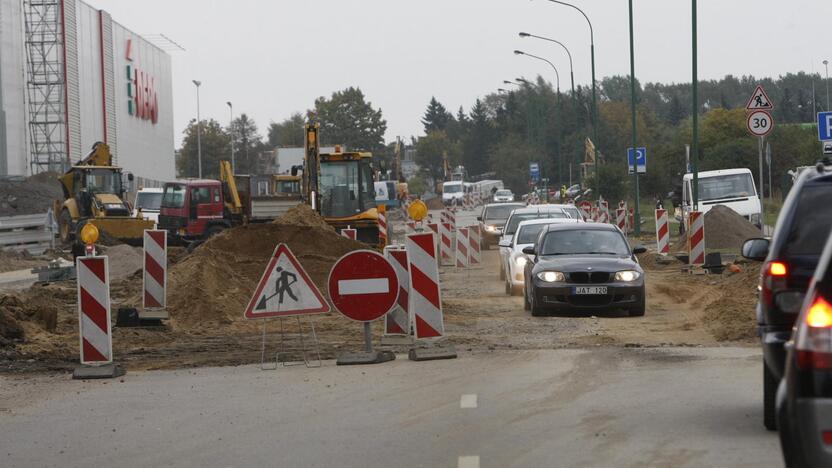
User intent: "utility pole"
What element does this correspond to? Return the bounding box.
[192,80,202,179]
[227,101,235,173]
[628,0,640,235]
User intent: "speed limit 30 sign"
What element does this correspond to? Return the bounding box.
[747,110,774,137]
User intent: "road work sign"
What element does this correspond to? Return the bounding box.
[818,112,832,141]
[745,85,773,110]
[328,250,399,322]
[244,244,330,319]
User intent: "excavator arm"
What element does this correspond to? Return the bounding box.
[220,160,243,214]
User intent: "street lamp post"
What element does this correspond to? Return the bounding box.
[628,0,641,235]
[692,0,699,209]
[519,32,574,97]
[192,80,202,178]
[824,60,830,111]
[515,50,563,185]
[227,101,235,173]
[544,0,598,196]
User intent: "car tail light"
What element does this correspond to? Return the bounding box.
[796,294,832,370]
[761,261,789,311]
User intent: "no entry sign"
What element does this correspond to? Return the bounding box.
[327,250,399,322]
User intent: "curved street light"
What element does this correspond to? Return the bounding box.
[514,50,560,95]
[519,32,574,97]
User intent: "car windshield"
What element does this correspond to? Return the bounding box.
[136,192,162,211]
[516,224,547,245]
[84,169,122,194]
[495,190,511,196]
[698,173,756,201]
[161,184,186,208]
[445,184,463,194]
[504,211,566,235]
[484,204,522,222]
[783,183,832,256]
[320,160,375,218]
[541,229,631,256]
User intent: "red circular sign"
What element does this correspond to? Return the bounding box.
[327,250,399,322]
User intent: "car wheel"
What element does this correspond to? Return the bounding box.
[523,287,531,311]
[764,363,778,431]
[530,292,545,317]
[499,260,506,280]
[206,225,225,238]
[59,209,75,244]
[628,295,646,317]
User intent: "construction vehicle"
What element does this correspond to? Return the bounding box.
[55,142,154,246]
[158,161,302,244]
[300,123,380,246]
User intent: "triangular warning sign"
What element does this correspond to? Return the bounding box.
[244,244,330,319]
[746,85,773,111]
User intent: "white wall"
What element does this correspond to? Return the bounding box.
[73,1,105,157]
[0,0,27,176]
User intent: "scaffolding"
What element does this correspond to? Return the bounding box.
[24,0,66,174]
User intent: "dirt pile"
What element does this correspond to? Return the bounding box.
[704,205,761,251]
[701,265,761,342]
[100,245,143,281]
[425,196,444,210]
[167,208,365,329]
[0,173,63,217]
[0,250,44,273]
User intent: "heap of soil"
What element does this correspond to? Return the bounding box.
[0,173,63,217]
[701,265,761,341]
[167,208,365,329]
[704,205,761,251]
[425,196,444,210]
[0,250,43,273]
[99,245,143,281]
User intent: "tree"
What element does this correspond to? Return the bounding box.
[308,87,387,152]
[415,131,460,182]
[177,119,230,179]
[230,113,263,174]
[421,97,453,133]
[267,113,306,147]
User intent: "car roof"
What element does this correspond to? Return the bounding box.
[138,188,164,193]
[516,218,576,229]
[683,168,752,180]
[509,205,568,214]
[484,202,523,208]
[543,222,619,233]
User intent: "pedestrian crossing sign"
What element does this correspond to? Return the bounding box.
[244,244,330,319]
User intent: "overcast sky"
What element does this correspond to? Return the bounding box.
[85,0,831,147]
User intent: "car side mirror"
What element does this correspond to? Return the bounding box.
[498,239,511,248]
[742,238,770,261]
[522,246,536,255]
[632,245,647,255]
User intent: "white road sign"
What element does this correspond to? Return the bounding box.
[747,110,774,137]
[746,85,773,111]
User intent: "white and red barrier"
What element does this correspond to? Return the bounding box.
[427,223,440,255]
[468,225,481,266]
[76,256,113,364]
[340,228,357,240]
[439,222,454,265]
[405,232,444,339]
[378,208,388,246]
[655,209,670,255]
[599,200,610,224]
[688,211,705,266]
[615,208,627,232]
[628,208,635,234]
[406,221,417,235]
[384,246,410,336]
[143,230,167,310]
[456,227,469,268]
[579,201,592,221]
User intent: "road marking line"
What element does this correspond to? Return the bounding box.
[460,394,478,409]
[337,278,389,295]
[458,456,480,468]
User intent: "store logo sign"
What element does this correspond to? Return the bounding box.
[125,39,159,124]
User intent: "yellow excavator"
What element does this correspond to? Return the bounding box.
[55,142,155,246]
[301,123,381,246]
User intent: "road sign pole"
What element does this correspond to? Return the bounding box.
[691,0,699,210]
[767,141,772,201]
[759,136,765,232]
[364,322,373,353]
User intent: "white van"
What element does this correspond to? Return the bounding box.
[442,181,464,205]
[132,188,164,225]
[679,168,762,227]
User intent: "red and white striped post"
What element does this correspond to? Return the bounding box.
[439,222,454,266]
[688,211,705,266]
[579,201,592,221]
[655,209,670,255]
[428,223,440,258]
[143,229,167,311]
[615,208,627,232]
[468,225,481,266]
[405,232,445,339]
[383,246,410,336]
[378,205,388,247]
[340,227,357,240]
[628,208,635,234]
[76,256,113,365]
[599,200,610,224]
[456,228,469,269]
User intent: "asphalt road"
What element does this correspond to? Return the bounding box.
[1,347,781,468]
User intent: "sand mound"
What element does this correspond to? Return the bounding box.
[704,205,761,251]
[167,209,365,329]
[701,265,761,342]
[100,244,143,281]
[425,196,444,210]
[0,173,63,217]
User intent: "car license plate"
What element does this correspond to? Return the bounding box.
[572,286,608,295]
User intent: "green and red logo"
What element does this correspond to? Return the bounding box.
[125,39,159,124]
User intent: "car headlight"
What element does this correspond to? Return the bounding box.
[485,225,497,232]
[615,270,641,282]
[514,256,527,268]
[536,271,565,282]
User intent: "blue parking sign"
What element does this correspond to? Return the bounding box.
[818,112,832,141]
[627,147,647,174]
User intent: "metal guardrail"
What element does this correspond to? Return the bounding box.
[0,210,57,254]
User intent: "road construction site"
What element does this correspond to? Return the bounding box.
[1,203,761,373]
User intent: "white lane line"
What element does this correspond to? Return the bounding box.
[458,456,480,468]
[460,394,478,409]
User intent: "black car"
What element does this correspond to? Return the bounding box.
[778,232,832,468]
[477,202,524,249]
[742,159,832,431]
[522,223,647,317]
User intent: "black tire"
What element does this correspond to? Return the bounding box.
[59,210,75,244]
[764,363,778,431]
[206,225,225,238]
[523,287,531,311]
[628,296,646,317]
[530,292,545,317]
